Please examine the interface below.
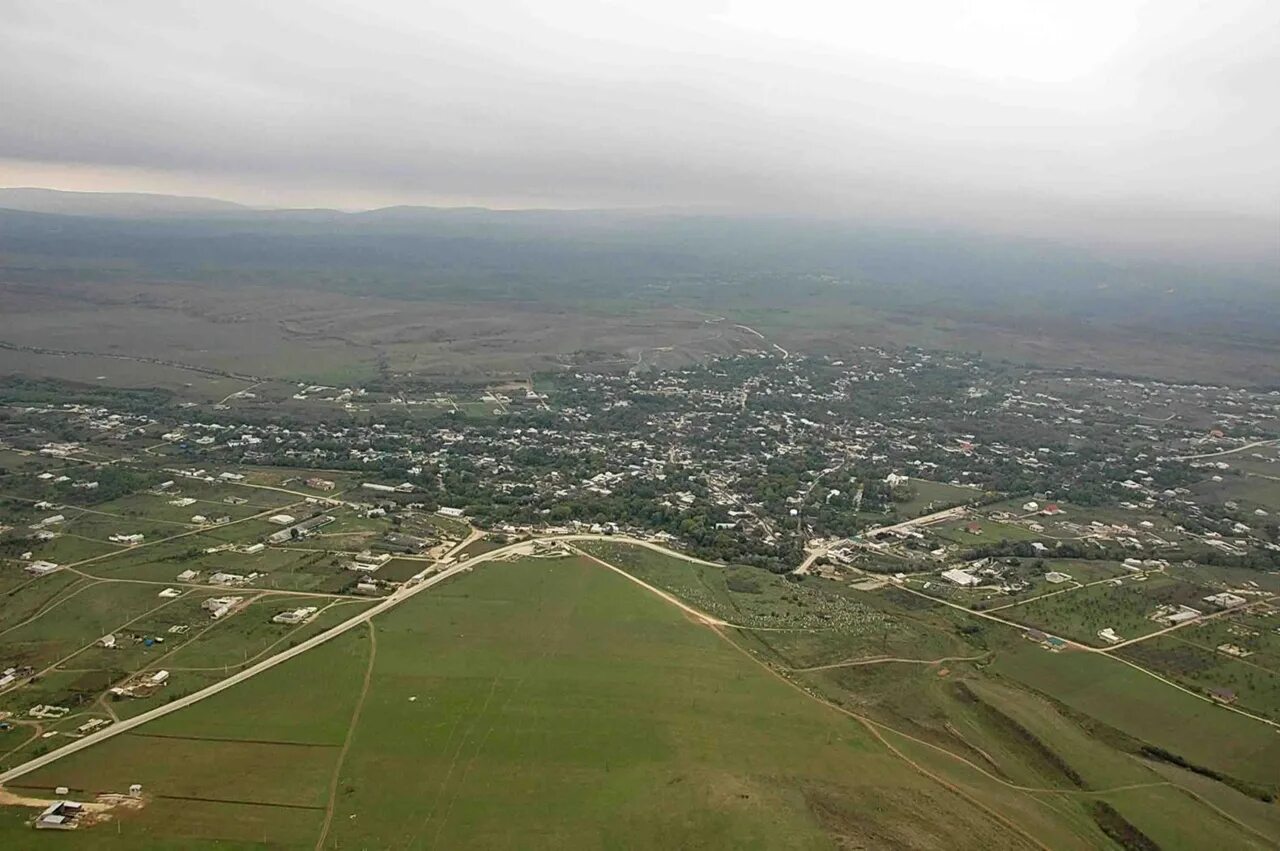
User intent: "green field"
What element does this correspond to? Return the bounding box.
[893,479,980,518]
[3,551,1277,848]
[2,556,1058,849]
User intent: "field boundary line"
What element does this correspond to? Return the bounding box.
[128,732,339,748]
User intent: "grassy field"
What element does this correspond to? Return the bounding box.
[1,555,1067,849]
[893,479,980,517]
[0,550,1275,846]
[316,557,1062,849]
[575,540,893,637]
[0,634,371,847]
[929,516,1046,544]
[0,580,182,680]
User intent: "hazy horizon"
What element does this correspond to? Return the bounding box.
[4,1,1279,263]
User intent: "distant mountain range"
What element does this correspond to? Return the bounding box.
[0,188,1276,338]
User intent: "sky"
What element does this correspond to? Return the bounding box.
[2,0,1277,261]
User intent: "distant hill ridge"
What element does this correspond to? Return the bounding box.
[0,187,256,218]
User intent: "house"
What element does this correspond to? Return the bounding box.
[1209,687,1237,704]
[436,506,465,518]
[1203,592,1247,610]
[268,514,297,526]
[25,561,60,576]
[1044,571,1072,584]
[176,569,199,582]
[1097,627,1122,644]
[305,477,336,491]
[202,596,243,618]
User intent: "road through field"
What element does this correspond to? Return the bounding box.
[0,533,489,784]
[4,533,1275,848]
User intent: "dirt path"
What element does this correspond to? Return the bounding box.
[315,620,377,851]
[569,545,728,626]
[790,654,990,673]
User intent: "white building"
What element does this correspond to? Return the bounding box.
[941,568,980,587]
[25,560,60,576]
[202,596,243,618]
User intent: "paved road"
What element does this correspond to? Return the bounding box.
[569,544,728,626]
[0,530,710,783]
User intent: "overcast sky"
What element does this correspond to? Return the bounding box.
[2,0,1277,260]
